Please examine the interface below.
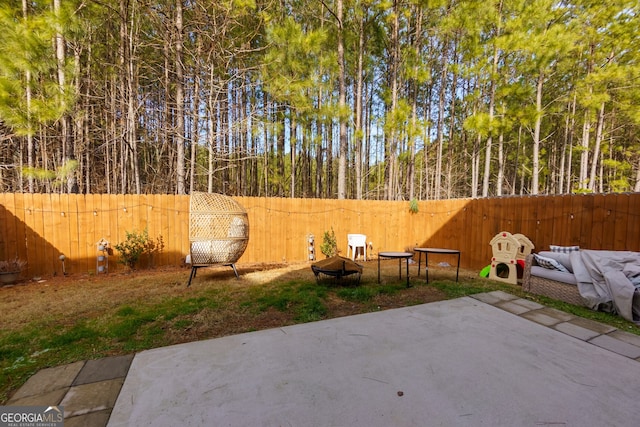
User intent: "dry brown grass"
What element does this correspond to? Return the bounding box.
[0,260,467,336]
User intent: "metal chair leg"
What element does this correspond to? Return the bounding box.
[187,266,197,287]
[230,263,239,278]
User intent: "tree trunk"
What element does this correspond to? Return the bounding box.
[496,129,504,196]
[481,0,503,198]
[435,39,448,200]
[482,48,498,198]
[290,115,296,198]
[53,0,73,193]
[175,0,186,194]
[354,8,365,200]
[531,70,544,195]
[407,6,423,201]
[336,0,347,199]
[445,36,459,198]
[588,101,606,192]
[578,109,591,190]
[472,134,481,198]
[190,47,201,194]
[385,0,400,201]
[22,0,34,193]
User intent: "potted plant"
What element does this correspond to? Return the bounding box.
[0,257,26,284]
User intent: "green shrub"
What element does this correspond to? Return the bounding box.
[320,228,338,258]
[114,228,159,270]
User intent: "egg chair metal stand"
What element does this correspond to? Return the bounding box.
[188,192,250,287]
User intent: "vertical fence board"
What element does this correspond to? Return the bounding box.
[135,194,149,268]
[74,194,89,274]
[570,195,581,246]
[146,194,161,266]
[450,201,467,267]
[107,194,120,271]
[29,194,45,274]
[531,197,544,246]
[93,194,108,269]
[174,195,184,263]
[483,198,496,250]
[267,198,279,261]
[275,197,284,261]
[0,194,6,260]
[0,194,18,261]
[122,194,136,233]
[178,195,190,262]
[538,196,551,246]
[601,194,617,250]
[286,198,297,261]
[628,194,640,249]
[506,197,519,235]
[114,194,130,268]
[49,193,64,276]
[88,194,102,273]
[259,197,271,262]
[63,195,77,274]
[300,198,314,260]
[518,197,533,249]
[251,197,262,262]
[590,194,605,249]
[493,197,506,237]
[130,193,145,247]
[13,195,28,264]
[613,194,629,251]
[291,199,303,261]
[240,197,256,262]
[0,194,8,260]
[466,200,482,268]
[22,194,35,274]
[157,194,171,265]
[98,194,112,254]
[625,193,640,251]
[552,196,572,250]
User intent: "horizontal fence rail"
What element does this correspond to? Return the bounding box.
[1,193,639,278]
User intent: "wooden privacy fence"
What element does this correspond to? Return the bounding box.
[1,193,639,278]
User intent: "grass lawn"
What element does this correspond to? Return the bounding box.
[1,260,638,403]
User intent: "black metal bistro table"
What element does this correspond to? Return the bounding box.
[414,247,461,284]
[378,251,414,288]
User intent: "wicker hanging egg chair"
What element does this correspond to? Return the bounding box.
[188,192,249,286]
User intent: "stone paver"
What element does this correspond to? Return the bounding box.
[73,355,134,386]
[589,334,640,359]
[5,387,69,407]
[7,361,84,402]
[497,300,532,314]
[565,316,617,335]
[510,298,545,311]
[521,310,564,326]
[607,329,640,347]
[471,290,517,305]
[61,378,125,418]
[554,321,602,341]
[65,409,112,427]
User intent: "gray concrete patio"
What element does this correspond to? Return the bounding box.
[8,292,640,426]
